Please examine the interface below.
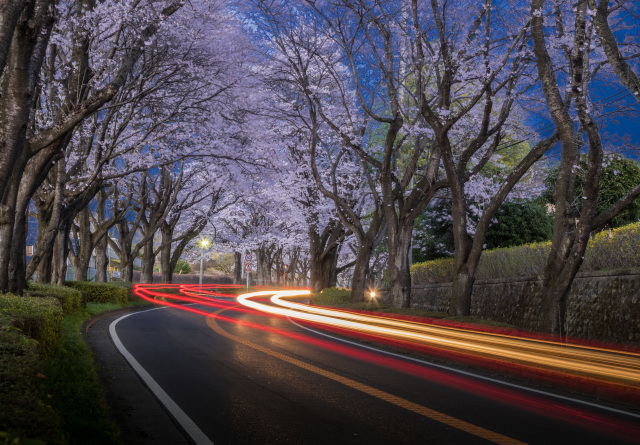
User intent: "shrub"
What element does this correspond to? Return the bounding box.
[26,282,83,314]
[412,222,640,284]
[0,294,63,357]
[475,241,550,280]
[65,281,130,304]
[411,257,454,284]
[311,287,352,306]
[0,314,62,444]
[106,281,134,301]
[174,259,191,274]
[583,223,640,271]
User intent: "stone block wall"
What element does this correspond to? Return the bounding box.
[406,269,640,345]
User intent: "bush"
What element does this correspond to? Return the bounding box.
[584,223,640,271]
[0,294,63,357]
[174,259,191,274]
[311,287,352,306]
[412,222,640,284]
[475,241,551,280]
[0,314,62,444]
[411,257,455,284]
[65,281,131,305]
[106,281,134,300]
[26,282,83,314]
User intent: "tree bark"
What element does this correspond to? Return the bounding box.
[531,0,603,334]
[386,221,413,308]
[140,238,154,283]
[233,251,242,284]
[94,235,108,282]
[160,223,173,283]
[52,223,71,285]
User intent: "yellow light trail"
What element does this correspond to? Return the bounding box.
[236,290,640,389]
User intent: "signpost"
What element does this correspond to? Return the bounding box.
[244,254,252,289]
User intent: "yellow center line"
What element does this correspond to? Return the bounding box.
[206,311,526,445]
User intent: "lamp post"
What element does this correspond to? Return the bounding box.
[283,264,288,287]
[199,238,210,285]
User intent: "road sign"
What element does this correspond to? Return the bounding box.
[245,254,252,262]
[245,263,252,271]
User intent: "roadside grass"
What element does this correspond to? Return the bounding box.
[311,287,514,329]
[41,295,154,445]
[42,309,120,445]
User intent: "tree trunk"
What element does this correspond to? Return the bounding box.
[71,207,93,281]
[450,272,475,316]
[140,238,154,283]
[94,235,108,282]
[72,252,91,281]
[8,202,27,294]
[35,249,52,284]
[0,180,18,291]
[160,223,173,283]
[350,236,376,303]
[531,0,603,334]
[322,247,338,289]
[233,251,242,284]
[386,221,413,308]
[308,225,342,293]
[53,223,71,285]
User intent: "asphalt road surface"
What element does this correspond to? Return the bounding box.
[108,298,640,445]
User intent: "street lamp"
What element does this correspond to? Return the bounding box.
[283,264,288,288]
[199,238,210,285]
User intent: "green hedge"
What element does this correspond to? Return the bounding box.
[107,281,134,300]
[26,282,83,314]
[65,281,130,305]
[0,294,63,357]
[412,222,640,284]
[0,313,62,444]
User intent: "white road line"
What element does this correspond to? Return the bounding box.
[109,308,215,445]
[288,318,640,420]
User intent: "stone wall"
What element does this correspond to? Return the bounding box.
[406,268,640,345]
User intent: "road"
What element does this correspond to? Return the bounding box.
[109,286,640,444]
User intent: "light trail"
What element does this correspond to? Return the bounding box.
[235,290,640,390]
[132,283,640,441]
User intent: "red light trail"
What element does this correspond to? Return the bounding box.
[132,283,640,442]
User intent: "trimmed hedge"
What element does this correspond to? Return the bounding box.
[412,222,640,284]
[0,294,63,357]
[107,281,134,300]
[0,313,62,444]
[65,281,131,305]
[26,282,83,314]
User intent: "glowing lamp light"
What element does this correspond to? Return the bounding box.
[199,238,210,249]
[370,291,376,299]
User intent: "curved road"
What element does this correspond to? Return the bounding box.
[109,295,640,444]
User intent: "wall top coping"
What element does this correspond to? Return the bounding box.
[412,267,640,289]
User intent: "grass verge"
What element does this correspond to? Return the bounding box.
[40,297,154,445]
[42,309,120,445]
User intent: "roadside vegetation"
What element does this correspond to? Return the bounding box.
[411,222,640,284]
[0,282,149,444]
[311,287,514,330]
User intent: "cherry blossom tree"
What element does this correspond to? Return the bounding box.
[531,0,640,334]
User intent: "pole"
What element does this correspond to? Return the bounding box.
[199,250,204,285]
[247,271,249,289]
